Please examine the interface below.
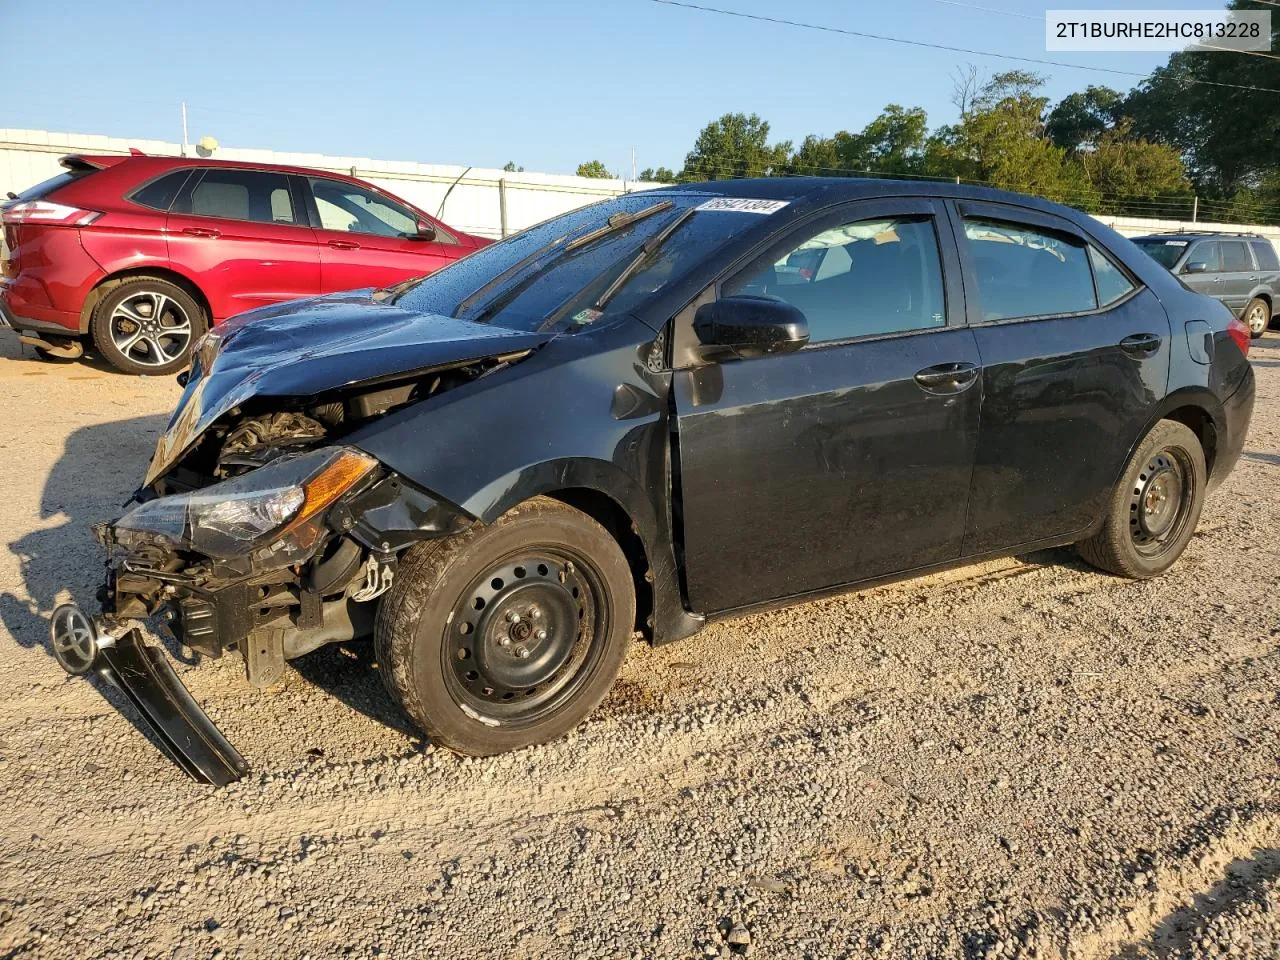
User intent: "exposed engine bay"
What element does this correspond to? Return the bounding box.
[97,359,505,690]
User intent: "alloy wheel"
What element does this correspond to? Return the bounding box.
[1246,302,1269,336]
[109,290,193,367]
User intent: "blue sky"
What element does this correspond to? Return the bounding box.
[3,0,1219,176]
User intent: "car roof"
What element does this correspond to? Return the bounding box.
[63,153,374,186]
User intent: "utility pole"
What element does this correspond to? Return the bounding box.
[180,101,189,157]
[1192,195,1199,223]
[631,146,636,182]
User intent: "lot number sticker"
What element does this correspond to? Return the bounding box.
[695,198,790,215]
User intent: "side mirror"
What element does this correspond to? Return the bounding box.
[1183,260,1210,275]
[409,220,437,241]
[692,296,809,361]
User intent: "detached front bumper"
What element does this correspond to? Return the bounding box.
[49,604,248,786]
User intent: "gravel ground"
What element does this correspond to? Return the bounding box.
[0,329,1277,960]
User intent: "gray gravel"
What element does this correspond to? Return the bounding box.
[0,329,1277,960]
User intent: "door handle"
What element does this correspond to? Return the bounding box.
[327,239,360,250]
[914,361,979,393]
[1119,333,1162,356]
[181,226,220,239]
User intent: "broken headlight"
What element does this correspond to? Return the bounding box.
[115,447,378,567]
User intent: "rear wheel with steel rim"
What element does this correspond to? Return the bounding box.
[91,277,206,375]
[1244,297,1271,339]
[1078,420,1206,579]
[375,497,635,755]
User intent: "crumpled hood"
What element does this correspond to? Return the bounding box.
[145,291,553,486]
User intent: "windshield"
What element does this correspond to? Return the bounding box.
[393,192,761,332]
[1133,238,1188,271]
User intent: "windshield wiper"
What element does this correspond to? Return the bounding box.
[451,233,572,316]
[592,205,695,311]
[563,200,674,254]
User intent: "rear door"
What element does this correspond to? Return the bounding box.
[166,167,320,321]
[673,198,982,614]
[951,201,1170,555]
[303,176,463,292]
[1217,239,1258,313]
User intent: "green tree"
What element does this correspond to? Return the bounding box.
[856,105,928,175]
[638,166,677,183]
[576,160,614,179]
[502,161,523,173]
[680,113,791,181]
[1045,85,1124,153]
[1079,121,1190,214]
[1123,0,1280,197]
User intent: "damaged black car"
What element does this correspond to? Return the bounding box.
[49,179,1255,784]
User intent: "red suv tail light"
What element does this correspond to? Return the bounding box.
[2,200,102,227]
[1226,315,1251,358]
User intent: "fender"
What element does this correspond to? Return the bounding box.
[347,317,704,645]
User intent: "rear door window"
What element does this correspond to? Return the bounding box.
[963,219,1096,321]
[1220,240,1253,272]
[176,169,298,225]
[1250,240,1280,272]
[1088,245,1137,307]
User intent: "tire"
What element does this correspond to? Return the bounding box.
[1077,420,1206,579]
[1243,297,1271,339]
[91,277,206,375]
[375,496,636,756]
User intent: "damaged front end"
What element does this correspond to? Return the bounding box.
[55,293,546,784]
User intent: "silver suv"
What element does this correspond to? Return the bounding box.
[1132,233,1278,339]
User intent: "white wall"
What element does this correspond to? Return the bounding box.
[4,128,1278,248]
[0,128,658,239]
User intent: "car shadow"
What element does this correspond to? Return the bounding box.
[1,409,423,758]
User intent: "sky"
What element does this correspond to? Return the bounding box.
[2,0,1228,177]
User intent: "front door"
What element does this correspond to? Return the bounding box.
[673,199,982,614]
[304,176,463,292]
[951,201,1172,555]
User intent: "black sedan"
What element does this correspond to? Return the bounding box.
[50,178,1256,783]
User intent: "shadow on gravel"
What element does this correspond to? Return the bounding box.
[1244,451,1280,467]
[1115,848,1280,959]
[1,412,187,767]
[291,642,421,740]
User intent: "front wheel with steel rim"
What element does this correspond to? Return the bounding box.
[375,497,636,756]
[91,277,207,375]
[1244,297,1271,339]
[1077,419,1206,579]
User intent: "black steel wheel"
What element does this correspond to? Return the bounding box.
[1078,419,1206,579]
[375,497,635,756]
[444,551,606,726]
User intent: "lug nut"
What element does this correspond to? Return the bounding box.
[506,611,521,623]
[498,637,512,648]
[515,646,530,659]
[535,629,547,641]
[529,607,542,620]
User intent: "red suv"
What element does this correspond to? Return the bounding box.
[1,154,490,374]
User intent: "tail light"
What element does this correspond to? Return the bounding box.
[1226,315,1251,358]
[2,200,101,227]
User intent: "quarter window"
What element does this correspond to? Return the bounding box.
[130,171,191,211]
[1088,245,1136,307]
[1220,240,1253,272]
[723,216,947,343]
[180,169,297,224]
[964,219,1096,321]
[1250,240,1279,272]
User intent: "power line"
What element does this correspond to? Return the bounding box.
[645,0,1280,94]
